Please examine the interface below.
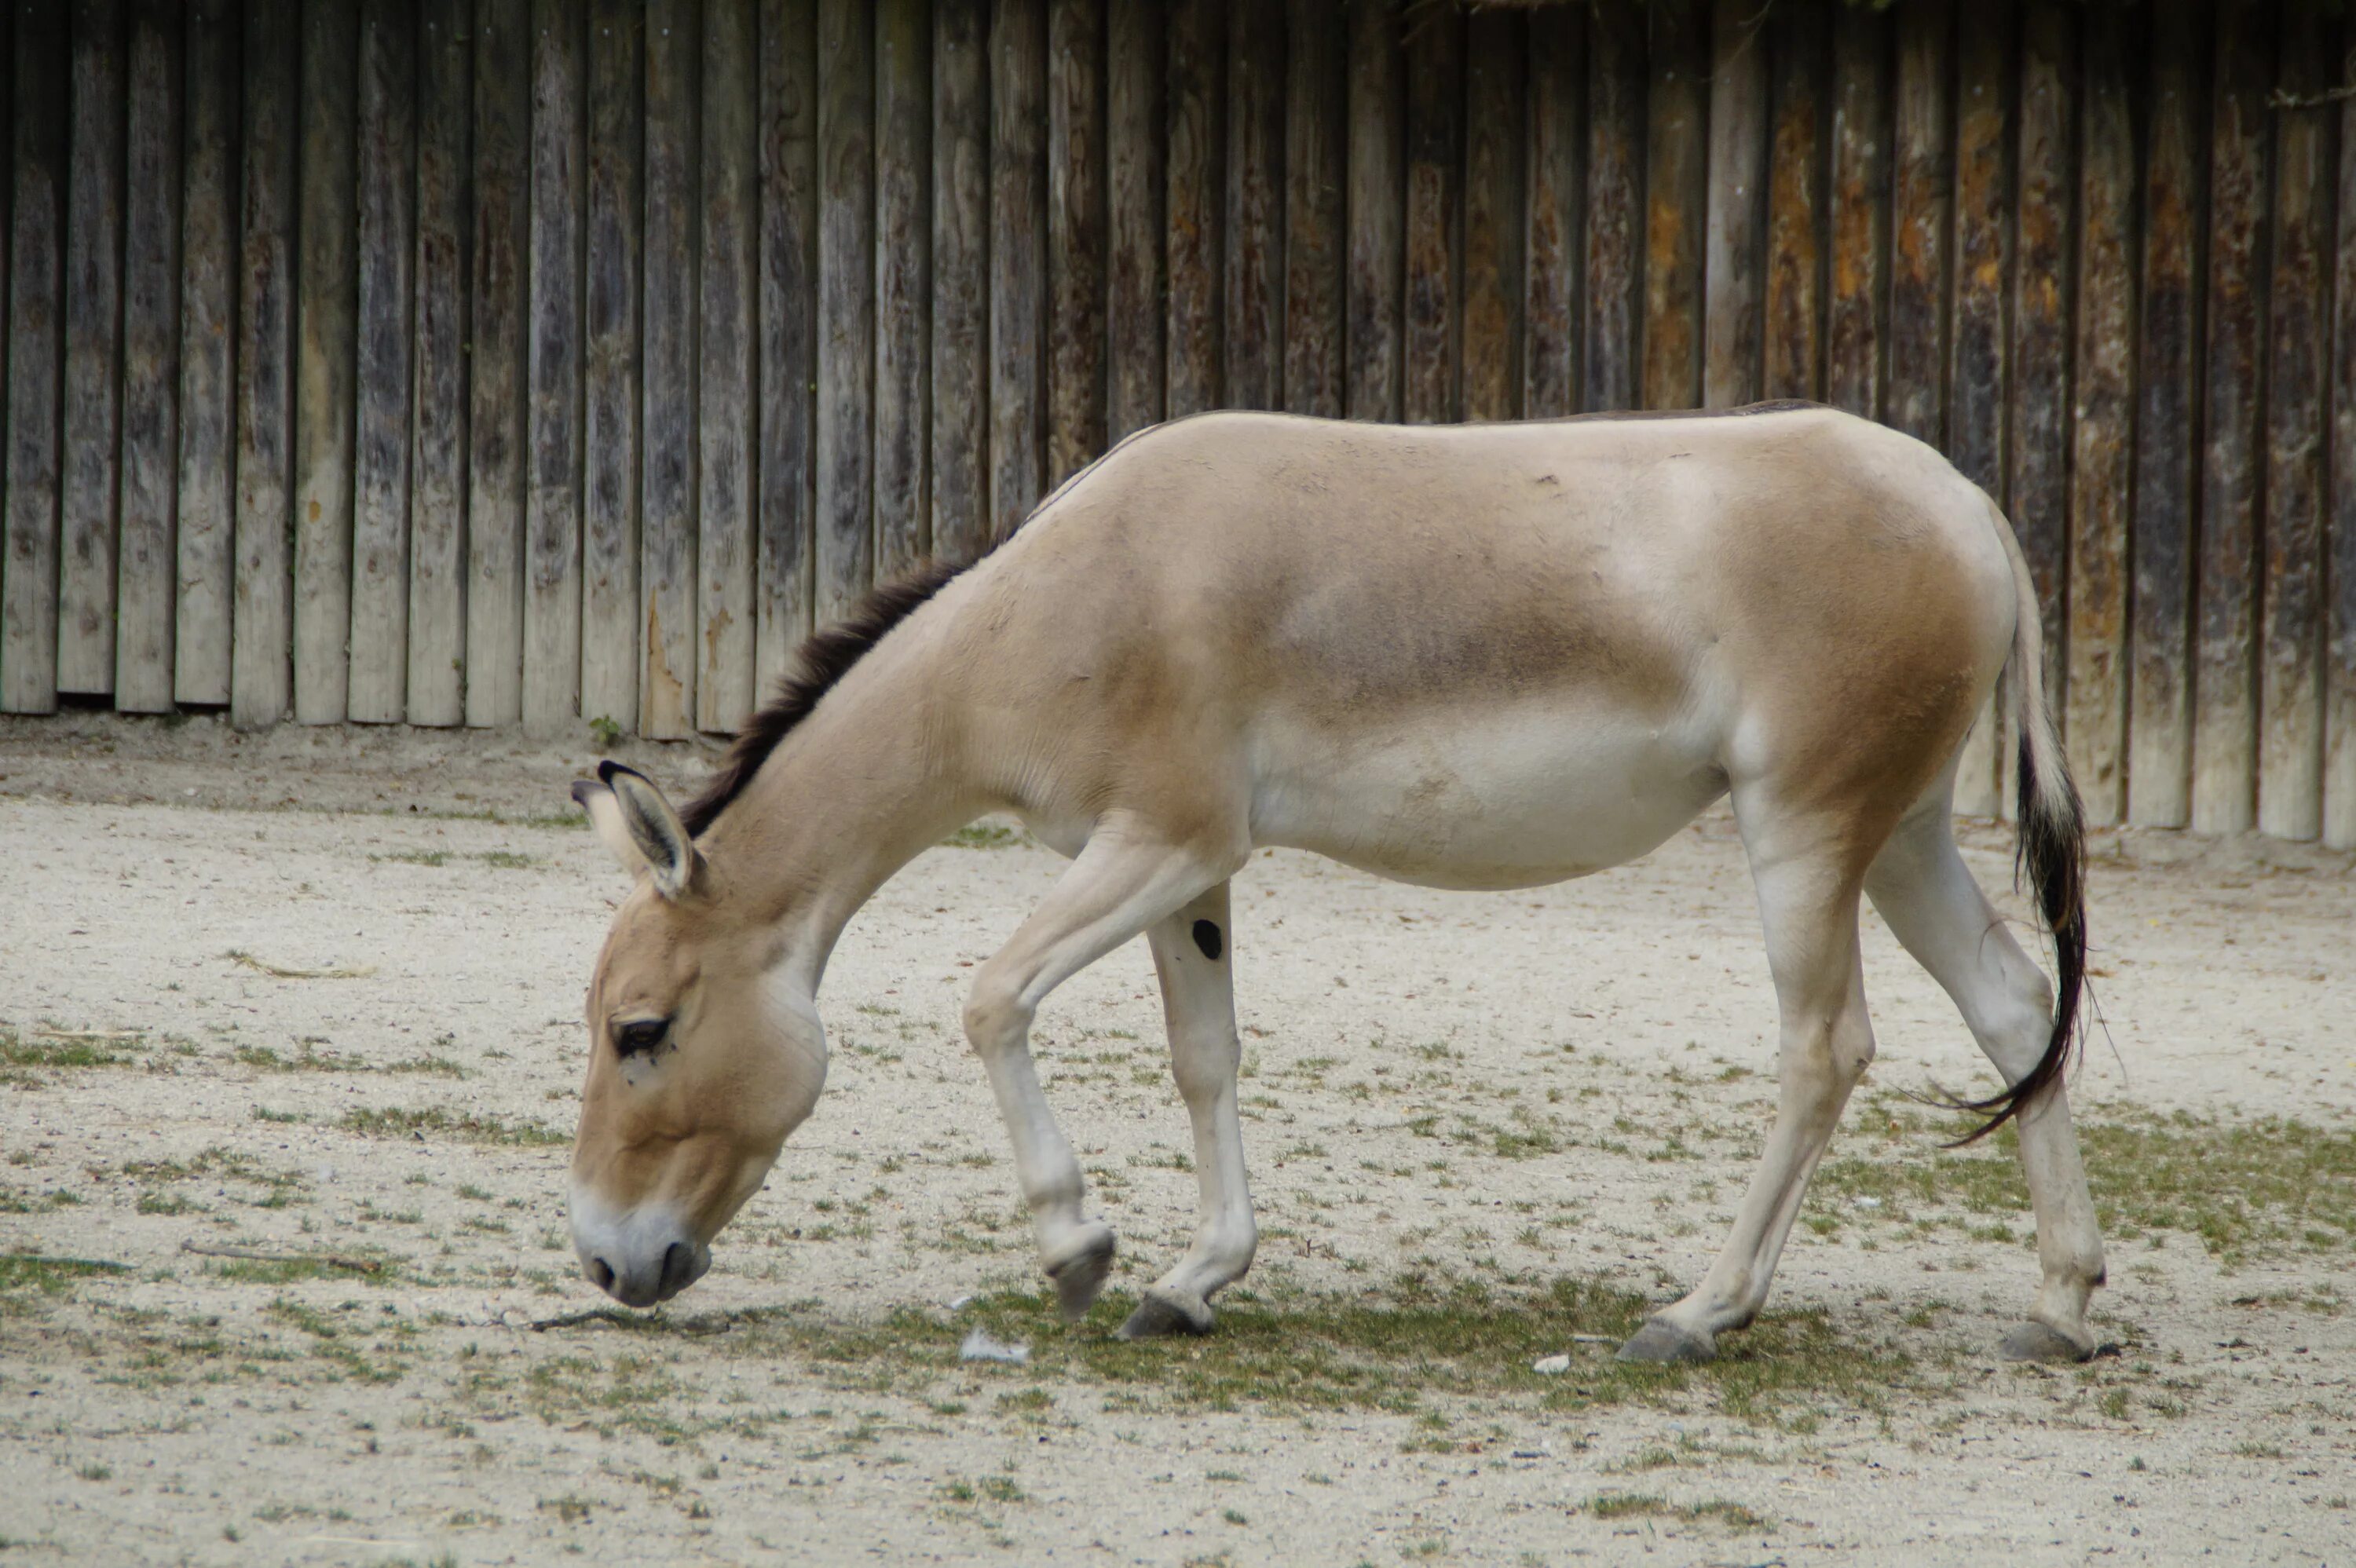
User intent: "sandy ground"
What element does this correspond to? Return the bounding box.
[1,712,2351,1567]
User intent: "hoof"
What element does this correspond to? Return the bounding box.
[1615,1318,1715,1365]
[1044,1226,1117,1321]
[1115,1287,1216,1341]
[2000,1320,2095,1364]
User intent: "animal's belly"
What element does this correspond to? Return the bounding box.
[1245,703,1728,890]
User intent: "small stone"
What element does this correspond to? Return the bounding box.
[960,1328,1030,1365]
[1531,1354,1571,1375]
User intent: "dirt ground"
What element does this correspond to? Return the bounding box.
[2,712,2351,1567]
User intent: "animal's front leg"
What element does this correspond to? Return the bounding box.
[963,823,1234,1320]
[1119,883,1257,1340]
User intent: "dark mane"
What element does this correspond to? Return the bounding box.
[681,559,969,835]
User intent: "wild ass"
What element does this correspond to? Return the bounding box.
[566,402,2103,1365]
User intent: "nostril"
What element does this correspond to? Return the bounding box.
[660,1241,691,1295]
[589,1255,616,1292]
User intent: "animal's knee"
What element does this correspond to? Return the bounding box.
[963,977,1033,1054]
[1169,1026,1240,1105]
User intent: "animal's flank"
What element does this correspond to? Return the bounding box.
[680,560,968,836]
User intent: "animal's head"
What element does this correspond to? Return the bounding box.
[565,762,826,1306]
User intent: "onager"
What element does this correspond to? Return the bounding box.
[566,403,2103,1365]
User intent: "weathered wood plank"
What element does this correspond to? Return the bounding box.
[1461,5,1521,422]
[174,0,238,707]
[2065,4,2132,828]
[1344,0,1401,422]
[1107,0,1165,438]
[816,0,873,620]
[756,0,816,685]
[1824,2,1886,419]
[2258,7,2332,840]
[2007,2,2071,761]
[59,0,126,696]
[1947,0,2009,817]
[929,0,987,563]
[113,0,181,713]
[233,0,297,726]
[1583,0,1642,411]
[348,0,416,725]
[1758,0,1823,404]
[1282,0,1343,419]
[291,1,357,723]
[2128,0,2203,828]
[1047,0,1104,478]
[1641,0,1707,411]
[1402,2,1460,423]
[3,2,68,714]
[1165,0,1221,418]
[583,0,642,729]
[523,0,585,736]
[639,0,697,736]
[467,0,529,728]
[1705,0,1767,408]
[406,0,470,727]
[990,0,1045,539]
[1224,0,1280,411]
[698,0,755,729]
[1886,0,1948,448]
[2333,26,2356,849]
[876,0,931,572]
[1521,2,1582,418]
[2193,0,2273,834]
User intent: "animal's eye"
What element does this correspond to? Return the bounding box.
[614,1018,671,1058]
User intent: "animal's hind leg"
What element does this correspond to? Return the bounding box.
[1621,810,1877,1364]
[1865,804,2103,1361]
[963,821,1237,1321]
[1118,883,1258,1340]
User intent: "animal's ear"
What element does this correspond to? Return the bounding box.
[574,762,704,901]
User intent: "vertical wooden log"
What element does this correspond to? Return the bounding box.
[2065,5,2133,828]
[2007,3,2071,751]
[348,0,416,725]
[1107,0,1165,439]
[1401,2,1459,423]
[3,1,67,714]
[1758,0,1824,404]
[407,0,470,727]
[1282,0,1342,419]
[1522,3,1582,419]
[929,0,987,563]
[1344,0,1401,422]
[1704,0,1767,408]
[698,0,755,729]
[1224,0,1281,411]
[1824,4,1887,420]
[1886,0,1948,448]
[1583,0,1643,412]
[291,1,357,724]
[523,0,585,736]
[582,0,642,728]
[233,0,296,726]
[1641,0,1707,411]
[467,0,528,727]
[639,0,697,736]
[1947,0,2010,817]
[757,0,815,683]
[816,0,873,619]
[59,0,126,696]
[2128,0,2203,829]
[2259,9,2332,841]
[990,0,1045,539]
[113,0,181,713]
[1047,0,1104,479]
[174,0,237,707]
[1461,6,1522,422]
[2332,27,2356,849]
[875,0,931,572]
[1164,0,1222,418]
[2194,2,2273,834]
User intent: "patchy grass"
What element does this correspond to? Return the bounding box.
[0,1025,143,1070]
[1584,1493,1769,1530]
[338,1106,567,1148]
[943,822,1022,850]
[0,1254,132,1311]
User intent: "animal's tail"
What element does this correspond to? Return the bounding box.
[1949,502,2087,1146]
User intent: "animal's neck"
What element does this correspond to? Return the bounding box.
[697,626,985,992]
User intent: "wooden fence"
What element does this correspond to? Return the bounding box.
[2,1,2353,846]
